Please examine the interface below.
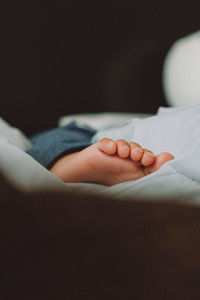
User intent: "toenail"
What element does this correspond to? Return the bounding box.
[147,152,154,157]
[123,145,129,150]
[108,141,115,147]
[135,147,143,152]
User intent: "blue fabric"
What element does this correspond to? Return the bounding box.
[26,121,96,169]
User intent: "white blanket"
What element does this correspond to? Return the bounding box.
[92,103,200,202]
[1,105,200,204]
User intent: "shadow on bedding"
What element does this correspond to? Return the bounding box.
[0,172,200,299]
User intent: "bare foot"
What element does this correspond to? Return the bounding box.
[50,138,174,186]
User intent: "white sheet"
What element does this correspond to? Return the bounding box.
[0,118,31,151]
[59,112,150,130]
[92,103,200,202]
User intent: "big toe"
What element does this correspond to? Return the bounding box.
[96,138,117,155]
[145,152,174,175]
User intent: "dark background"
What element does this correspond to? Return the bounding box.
[0,4,200,136]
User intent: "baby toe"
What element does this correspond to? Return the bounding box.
[144,152,174,175]
[116,139,130,158]
[140,149,155,166]
[130,142,144,161]
[97,138,117,155]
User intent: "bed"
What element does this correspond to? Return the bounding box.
[1,10,200,299]
[1,103,200,299]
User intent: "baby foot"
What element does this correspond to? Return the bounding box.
[50,138,174,185]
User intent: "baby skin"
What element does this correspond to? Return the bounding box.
[50,138,174,186]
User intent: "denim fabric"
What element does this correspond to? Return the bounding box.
[26,121,96,168]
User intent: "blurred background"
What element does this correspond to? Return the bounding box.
[0,4,199,135]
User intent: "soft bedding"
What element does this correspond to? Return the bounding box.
[93,103,200,202]
[1,104,200,203]
[0,118,68,191]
